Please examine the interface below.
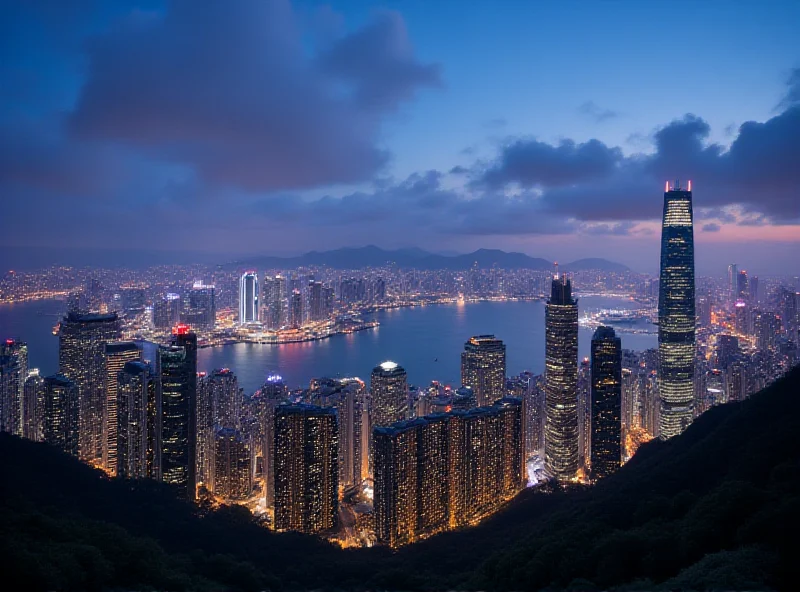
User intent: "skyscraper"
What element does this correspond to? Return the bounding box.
[239,271,259,324]
[460,335,507,407]
[273,403,338,534]
[153,293,182,329]
[727,263,737,305]
[252,374,288,507]
[658,181,696,439]
[117,360,158,479]
[23,369,45,442]
[157,324,197,499]
[289,289,303,328]
[213,427,252,501]
[103,341,142,475]
[42,374,79,457]
[371,361,408,429]
[59,311,121,464]
[544,274,579,482]
[263,275,288,330]
[185,281,216,329]
[590,326,622,480]
[0,339,27,436]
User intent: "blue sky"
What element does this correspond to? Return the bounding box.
[1,0,799,274]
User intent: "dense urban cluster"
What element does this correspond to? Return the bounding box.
[1,184,799,550]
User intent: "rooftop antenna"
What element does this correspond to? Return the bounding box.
[665,180,670,192]
[688,179,692,191]
[675,179,681,191]
[554,261,559,279]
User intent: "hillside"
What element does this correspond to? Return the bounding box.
[230,245,628,272]
[1,367,798,591]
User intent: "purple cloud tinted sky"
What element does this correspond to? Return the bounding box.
[0,0,799,275]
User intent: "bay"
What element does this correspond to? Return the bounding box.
[0,296,657,394]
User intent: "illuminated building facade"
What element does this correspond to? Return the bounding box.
[544,274,579,481]
[0,339,27,436]
[461,335,507,407]
[273,404,338,534]
[374,398,523,547]
[370,361,408,429]
[289,289,303,328]
[185,282,216,329]
[23,369,44,441]
[263,275,288,330]
[239,271,259,324]
[658,181,696,439]
[311,377,366,489]
[213,427,252,501]
[103,341,141,475]
[590,327,622,480]
[42,374,79,457]
[59,312,121,464]
[153,293,182,329]
[253,374,288,507]
[157,325,197,499]
[117,360,158,479]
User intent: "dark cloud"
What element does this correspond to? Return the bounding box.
[69,1,439,192]
[479,138,623,188]
[578,101,619,123]
[475,104,800,224]
[701,223,721,232]
[779,67,800,109]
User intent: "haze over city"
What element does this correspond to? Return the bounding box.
[1,0,799,274]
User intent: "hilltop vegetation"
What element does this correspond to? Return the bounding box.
[2,367,798,591]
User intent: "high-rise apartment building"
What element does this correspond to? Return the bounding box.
[307,280,324,322]
[42,374,79,457]
[153,293,182,329]
[185,282,216,329]
[239,271,259,324]
[252,374,288,507]
[727,264,738,305]
[590,327,622,480]
[273,403,338,534]
[59,311,121,464]
[289,289,303,328]
[0,339,27,436]
[658,181,696,439]
[311,377,366,489]
[157,325,197,499]
[374,397,523,548]
[103,341,141,475]
[213,427,252,501]
[263,275,288,330]
[544,274,579,481]
[371,361,408,429]
[117,360,159,479]
[23,369,45,441]
[460,335,507,407]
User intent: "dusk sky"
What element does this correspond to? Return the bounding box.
[1,0,799,274]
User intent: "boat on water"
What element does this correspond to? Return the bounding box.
[597,310,645,325]
[52,322,60,336]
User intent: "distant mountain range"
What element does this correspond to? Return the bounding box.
[233,246,630,272]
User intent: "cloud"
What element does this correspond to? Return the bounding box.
[578,101,619,123]
[701,223,721,232]
[778,67,800,109]
[69,1,439,192]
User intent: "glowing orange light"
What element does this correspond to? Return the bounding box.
[665,180,669,192]
[687,179,692,191]
[172,323,191,335]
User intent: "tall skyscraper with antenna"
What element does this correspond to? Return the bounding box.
[239,271,259,324]
[658,180,696,439]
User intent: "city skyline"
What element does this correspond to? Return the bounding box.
[1,1,799,274]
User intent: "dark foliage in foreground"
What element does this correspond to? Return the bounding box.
[2,367,798,591]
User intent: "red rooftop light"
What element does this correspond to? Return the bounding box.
[172,323,191,335]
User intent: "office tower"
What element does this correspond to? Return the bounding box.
[273,404,338,534]
[590,327,622,480]
[120,286,147,317]
[42,374,79,456]
[734,301,752,335]
[755,311,781,351]
[185,281,216,329]
[307,280,323,322]
[716,335,740,368]
[697,295,712,328]
[544,274,579,481]
[103,341,141,475]
[727,264,737,305]
[736,270,749,301]
[252,374,288,507]
[749,276,759,303]
[577,357,591,473]
[658,181,696,439]
[263,275,288,330]
[312,377,366,489]
[59,311,121,464]
[0,339,27,436]
[322,286,335,318]
[213,427,252,500]
[371,361,408,429]
[239,271,259,324]
[117,360,158,479]
[153,293,182,329]
[23,369,45,441]
[157,325,197,499]
[460,335,507,407]
[289,289,303,328]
